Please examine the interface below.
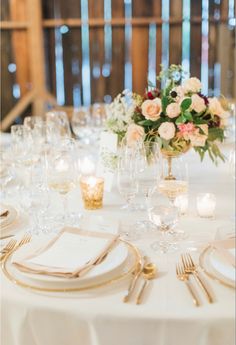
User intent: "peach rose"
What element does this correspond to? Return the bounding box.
[166,103,181,118]
[141,98,162,121]
[183,77,202,93]
[208,97,230,118]
[126,124,145,146]
[191,94,206,113]
[158,122,176,140]
[189,131,207,147]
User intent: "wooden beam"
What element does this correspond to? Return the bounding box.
[1,90,36,131]
[27,0,47,115]
[42,16,230,28]
[10,0,30,97]
[0,21,28,29]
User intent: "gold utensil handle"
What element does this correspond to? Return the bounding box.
[194,272,214,303]
[123,273,140,303]
[136,279,148,305]
[185,281,201,307]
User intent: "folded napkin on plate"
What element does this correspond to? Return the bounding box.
[12,227,120,278]
[211,238,235,268]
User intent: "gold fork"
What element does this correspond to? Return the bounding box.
[176,262,201,307]
[0,239,17,260]
[0,234,31,263]
[181,253,214,304]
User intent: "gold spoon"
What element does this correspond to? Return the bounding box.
[136,262,157,305]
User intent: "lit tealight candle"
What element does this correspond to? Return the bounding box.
[80,157,95,176]
[80,176,104,210]
[174,194,188,215]
[196,193,216,218]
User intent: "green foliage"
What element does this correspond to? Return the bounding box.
[208,128,224,142]
[181,98,192,111]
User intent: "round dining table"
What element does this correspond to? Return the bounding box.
[0,135,235,345]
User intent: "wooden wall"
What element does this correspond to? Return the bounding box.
[0,0,235,126]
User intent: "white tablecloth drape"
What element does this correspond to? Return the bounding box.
[0,140,235,345]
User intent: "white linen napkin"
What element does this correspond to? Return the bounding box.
[12,227,119,278]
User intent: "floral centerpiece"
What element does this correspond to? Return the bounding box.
[106,65,229,164]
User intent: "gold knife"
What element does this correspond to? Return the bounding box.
[123,256,147,303]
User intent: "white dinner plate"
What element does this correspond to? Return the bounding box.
[11,237,129,289]
[199,245,235,288]
[0,204,18,237]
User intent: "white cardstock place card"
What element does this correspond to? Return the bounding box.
[97,131,118,192]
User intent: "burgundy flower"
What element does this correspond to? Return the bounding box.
[147,91,154,100]
[208,115,220,128]
[198,93,209,106]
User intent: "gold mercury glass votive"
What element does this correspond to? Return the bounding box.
[80,176,104,210]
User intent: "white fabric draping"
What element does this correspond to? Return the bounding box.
[0,138,235,345]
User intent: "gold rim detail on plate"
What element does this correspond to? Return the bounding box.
[1,239,141,293]
[199,245,235,290]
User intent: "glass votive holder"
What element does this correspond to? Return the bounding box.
[174,194,189,215]
[80,176,104,210]
[196,193,216,218]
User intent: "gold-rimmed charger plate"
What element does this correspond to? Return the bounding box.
[0,204,18,237]
[1,239,141,293]
[199,245,235,289]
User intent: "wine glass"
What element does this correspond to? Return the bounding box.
[158,155,188,206]
[46,110,71,139]
[134,141,162,231]
[91,103,108,142]
[147,187,179,253]
[46,139,77,225]
[71,107,93,145]
[229,149,235,180]
[117,149,138,211]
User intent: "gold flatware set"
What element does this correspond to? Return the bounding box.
[123,256,157,305]
[176,252,214,306]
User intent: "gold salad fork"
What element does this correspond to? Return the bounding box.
[181,253,214,304]
[0,239,17,259]
[0,234,31,263]
[176,262,201,307]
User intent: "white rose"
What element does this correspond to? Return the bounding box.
[183,77,202,93]
[208,97,230,118]
[166,103,181,118]
[191,94,206,113]
[141,98,162,121]
[158,122,176,140]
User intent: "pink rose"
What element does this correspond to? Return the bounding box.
[183,77,202,93]
[158,122,176,140]
[141,98,162,121]
[208,97,230,118]
[177,123,196,140]
[126,124,145,146]
[166,103,181,118]
[191,94,206,113]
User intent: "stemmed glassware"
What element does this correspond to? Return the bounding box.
[147,187,179,253]
[71,106,93,145]
[117,145,139,211]
[46,139,77,225]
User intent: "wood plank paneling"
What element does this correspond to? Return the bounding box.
[190,1,202,79]
[169,0,182,66]
[110,0,124,98]
[132,0,151,94]
[153,1,162,78]
[89,0,105,103]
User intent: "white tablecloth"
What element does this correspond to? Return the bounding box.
[0,140,235,345]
